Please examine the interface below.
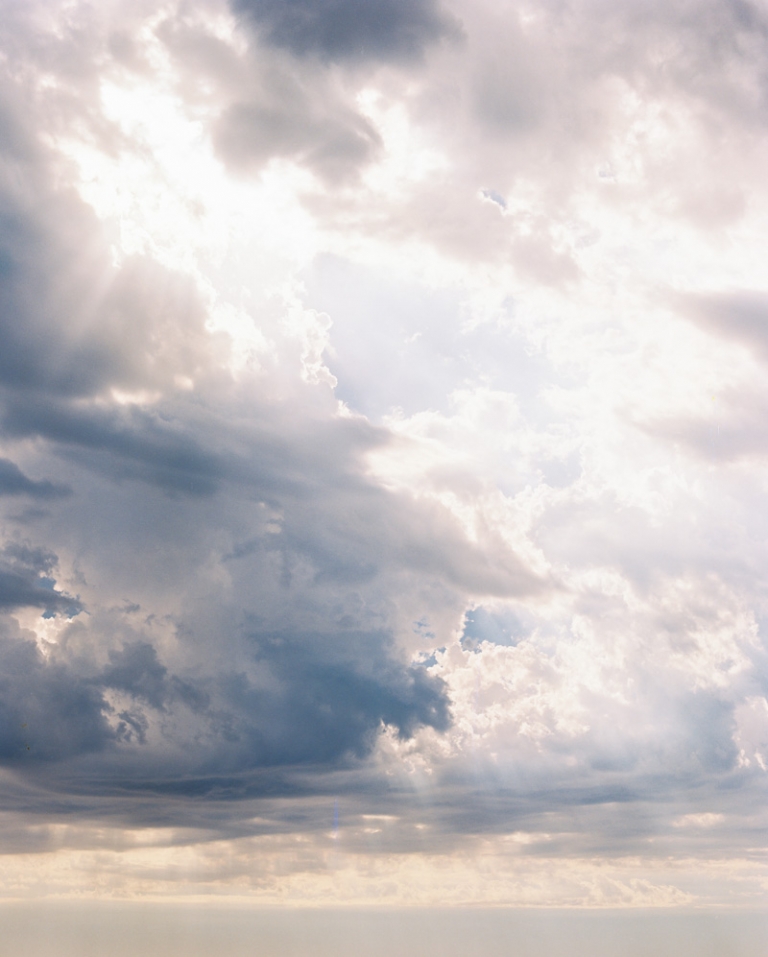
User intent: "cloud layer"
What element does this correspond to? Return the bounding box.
[1,0,768,909]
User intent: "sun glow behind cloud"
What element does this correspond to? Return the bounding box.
[61,86,322,377]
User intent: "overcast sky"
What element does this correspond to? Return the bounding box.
[1,0,768,951]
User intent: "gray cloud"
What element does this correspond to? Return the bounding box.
[0,544,80,615]
[157,14,384,182]
[0,9,454,801]
[0,458,70,499]
[0,623,450,792]
[0,397,229,496]
[230,0,459,63]
[0,624,109,764]
[2,0,768,889]
[0,194,212,401]
[678,291,768,358]
[214,95,381,182]
[0,51,214,401]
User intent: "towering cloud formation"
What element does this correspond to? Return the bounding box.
[0,0,767,914]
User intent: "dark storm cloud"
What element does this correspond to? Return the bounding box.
[0,627,109,763]
[99,642,176,711]
[210,629,450,767]
[230,0,458,63]
[0,544,80,614]
[0,620,449,796]
[0,388,382,501]
[0,458,70,499]
[82,631,451,791]
[0,569,78,614]
[0,396,228,496]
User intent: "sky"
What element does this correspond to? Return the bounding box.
[1,0,768,952]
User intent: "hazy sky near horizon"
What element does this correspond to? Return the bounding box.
[1,0,768,920]
[3,904,768,957]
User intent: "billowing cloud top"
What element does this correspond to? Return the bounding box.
[0,0,768,912]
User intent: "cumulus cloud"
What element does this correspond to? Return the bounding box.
[1,0,768,915]
[0,0,471,808]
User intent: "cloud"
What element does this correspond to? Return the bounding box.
[0,397,229,496]
[0,626,450,793]
[678,291,768,359]
[0,159,212,399]
[0,621,108,763]
[0,459,70,500]
[214,94,381,182]
[0,544,80,615]
[156,13,384,183]
[230,0,459,63]
[0,0,457,800]
[2,0,768,910]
